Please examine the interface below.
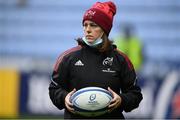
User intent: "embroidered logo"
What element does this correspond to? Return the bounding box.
[103,57,113,66]
[85,10,96,19]
[74,60,84,66]
[102,57,115,73]
[102,68,116,73]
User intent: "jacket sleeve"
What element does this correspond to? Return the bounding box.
[119,57,143,112]
[48,56,69,110]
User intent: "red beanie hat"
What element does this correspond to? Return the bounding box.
[83,1,116,36]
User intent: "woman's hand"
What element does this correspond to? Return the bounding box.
[65,88,76,114]
[108,87,122,113]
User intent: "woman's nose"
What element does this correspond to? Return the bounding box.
[86,25,91,33]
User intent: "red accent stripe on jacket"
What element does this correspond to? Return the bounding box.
[54,45,82,72]
[115,48,134,70]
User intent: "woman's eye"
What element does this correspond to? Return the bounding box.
[83,24,87,27]
[91,24,98,27]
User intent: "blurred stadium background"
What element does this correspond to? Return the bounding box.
[0,0,180,119]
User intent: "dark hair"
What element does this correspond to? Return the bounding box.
[99,34,113,52]
[76,34,113,53]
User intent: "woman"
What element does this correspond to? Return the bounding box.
[49,1,143,119]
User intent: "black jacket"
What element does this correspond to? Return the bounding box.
[49,43,143,119]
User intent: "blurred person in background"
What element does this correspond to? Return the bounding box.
[114,24,144,72]
[49,1,142,119]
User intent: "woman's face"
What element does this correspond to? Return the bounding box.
[83,20,104,43]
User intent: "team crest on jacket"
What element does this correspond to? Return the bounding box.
[102,57,115,73]
[103,57,113,66]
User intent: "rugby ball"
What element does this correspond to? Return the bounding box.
[70,87,113,117]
